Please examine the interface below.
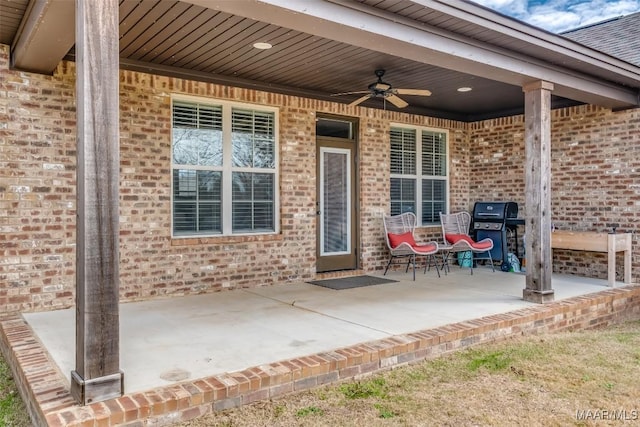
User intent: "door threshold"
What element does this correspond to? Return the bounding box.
[314,269,366,281]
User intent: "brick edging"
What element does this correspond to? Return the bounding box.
[1,286,639,426]
[0,313,75,427]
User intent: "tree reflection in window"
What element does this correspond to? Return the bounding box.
[232,109,275,168]
[172,102,223,166]
[172,100,277,236]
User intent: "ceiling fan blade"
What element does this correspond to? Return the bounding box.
[396,88,432,96]
[348,94,371,107]
[331,90,370,97]
[386,94,409,108]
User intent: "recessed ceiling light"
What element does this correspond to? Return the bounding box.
[457,86,473,92]
[253,42,272,50]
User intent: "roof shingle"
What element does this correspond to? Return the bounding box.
[562,12,640,67]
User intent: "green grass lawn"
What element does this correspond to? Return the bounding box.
[180,320,640,426]
[3,320,640,426]
[0,355,31,426]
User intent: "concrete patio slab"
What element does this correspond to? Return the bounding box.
[23,267,612,395]
[3,266,638,426]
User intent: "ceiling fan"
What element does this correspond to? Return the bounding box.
[332,69,432,108]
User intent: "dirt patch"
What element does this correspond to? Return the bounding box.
[179,321,640,426]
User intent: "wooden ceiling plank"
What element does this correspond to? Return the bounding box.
[0,12,22,43]
[119,0,172,55]
[171,15,250,68]
[207,30,312,76]
[0,0,28,12]
[185,20,270,70]
[227,36,337,82]
[265,56,367,89]
[200,0,638,109]
[118,0,145,24]
[269,45,384,88]
[231,36,358,80]
[225,33,329,79]
[326,58,436,96]
[207,25,293,74]
[248,38,347,82]
[204,23,283,74]
[289,48,382,87]
[119,0,159,40]
[156,10,227,66]
[122,1,194,59]
[136,5,206,62]
[248,41,421,92]
[0,7,27,20]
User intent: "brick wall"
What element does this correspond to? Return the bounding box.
[3,39,638,312]
[469,105,640,280]
[0,49,77,312]
[0,44,468,312]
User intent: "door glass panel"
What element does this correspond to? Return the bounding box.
[321,148,350,255]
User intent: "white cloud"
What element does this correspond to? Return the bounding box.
[471,0,640,32]
[473,0,529,18]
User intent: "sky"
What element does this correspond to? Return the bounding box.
[470,0,640,32]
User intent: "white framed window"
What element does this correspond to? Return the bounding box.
[171,96,279,236]
[390,124,448,225]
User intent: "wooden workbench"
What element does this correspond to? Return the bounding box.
[551,231,632,287]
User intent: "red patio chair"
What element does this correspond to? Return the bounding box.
[439,211,494,275]
[383,212,440,280]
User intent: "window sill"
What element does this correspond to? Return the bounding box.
[417,224,441,229]
[171,233,283,246]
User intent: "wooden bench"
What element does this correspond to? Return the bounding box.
[551,231,632,287]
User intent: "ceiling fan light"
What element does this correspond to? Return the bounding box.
[457,86,472,92]
[372,82,391,91]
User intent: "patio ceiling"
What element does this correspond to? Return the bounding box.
[2,0,639,121]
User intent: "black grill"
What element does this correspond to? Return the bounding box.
[472,201,520,266]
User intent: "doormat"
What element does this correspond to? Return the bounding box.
[307,275,397,290]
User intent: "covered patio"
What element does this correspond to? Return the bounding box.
[2,1,640,425]
[2,267,639,425]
